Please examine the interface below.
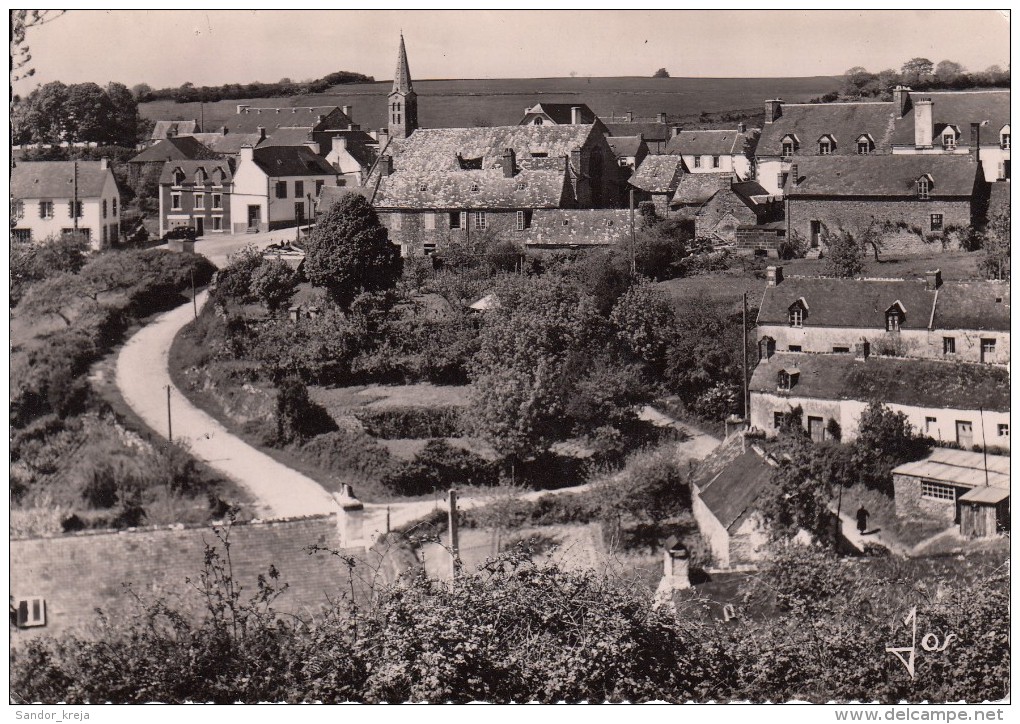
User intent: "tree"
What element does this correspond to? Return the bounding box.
[851,401,931,495]
[759,435,834,540]
[901,57,934,83]
[9,10,65,87]
[130,83,152,101]
[250,259,298,312]
[822,228,865,277]
[934,60,965,84]
[652,68,670,78]
[610,281,677,376]
[212,245,266,307]
[841,66,876,98]
[979,211,1009,280]
[10,232,91,307]
[303,193,402,306]
[63,82,117,144]
[105,82,141,146]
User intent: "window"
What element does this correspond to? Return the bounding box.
[998,424,1009,438]
[712,155,721,168]
[474,211,486,230]
[534,117,543,125]
[12,597,46,628]
[449,212,461,229]
[819,140,831,155]
[886,310,902,332]
[981,338,996,363]
[195,194,205,210]
[857,136,872,155]
[789,308,803,327]
[102,199,108,218]
[68,201,82,218]
[832,346,850,353]
[315,180,325,196]
[213,216,222,231]
[777,371,792,391]
[774,412,784,429]
[782,142,794,158]
[516,182,527,191]
[275,181,287,199]
[921,481,956,501]
[212,194,222,209]
[516,210,525,231]
[930,213,943,231]
[777,173,786,190]
[917,177,930,200]
[788,345,802,352]
[1001,133,1010,150]
[293,181,303,198]
[418,183,428,192]
[12,228,31,243]
[943,337,956,355]
[942,133,956,150]
[606,219,614,227]
[562,218,570,226]
[470,183,479,192]
[12,199,24,220]
[424,242,437,255]
[530,152,548,158]
[391,213,401,231]
[112,197,117,216]
[693,156,702,168]
[925,416,937,434]
[102,225,107,244]
[171,194,182,210]
[425,212,436,230]
[173,170,185,186]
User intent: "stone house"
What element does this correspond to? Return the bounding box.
[603,112,673,153]
[691,433,774,569]
[749,350,1010,449]
[892,448,1009,537]
[665,125,754,180]
[519,102,600,128]
[755,266,1010,365]
[782,154,982,255]
[607,135,648,171]
[694,179,780,244]
[11,159,121,250]
[126,135,219,184]
[149,119,201,143]
[629,155,685,216]
[229,145,339,232]
[158,160,234,238]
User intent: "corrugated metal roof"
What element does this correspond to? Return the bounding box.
[926,447,1010,476]
[958,486,1009,504]
[893,448,1010,490]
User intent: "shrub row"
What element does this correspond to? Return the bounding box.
[352,405,463,439]
[382,439,498,496]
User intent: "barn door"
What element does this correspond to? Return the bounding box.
[956,420,974,448]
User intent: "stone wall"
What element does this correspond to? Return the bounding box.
[691,490,731,568]
[734,227,785,255]
[696,191,759,242]
[893,472,958,522]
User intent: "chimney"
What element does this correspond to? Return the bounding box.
[654,544,691,600]
[764,99,783,124]
[501,147,516,177]
[316,115,324,125]
[718,173,732,189]
[100,157,109,171]
[570,106,582,124]
[332,135,348,154]
[657,112,667,124]
[237,104,249,114]
[333,484,365,549]
[790,163,799,187]
[925,268,942,290]
[766,265,783,287]
[342,104,352,119]
[380,154,393,176]
[725,415,748,439]
[892,85,912,117]
[854,340,870,362]
[257,126,266,142]
[737,121,746,133]
[970,122,983,166]
[379,128,389,143]
[569,147,582,171]
[239,145,254,164]
[221,127,228,136]
[626,110,634,123]
[913,98,934,148]
[672,125,683,138]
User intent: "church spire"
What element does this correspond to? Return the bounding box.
[392,33,413,95]
[388,34,418,139]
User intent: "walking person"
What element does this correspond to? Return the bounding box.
[856,505,870,536]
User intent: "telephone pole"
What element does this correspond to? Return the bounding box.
[72,160,79,232]
[628,188,636,274]
[742,292,750,420]
[448,489,461,579]
[166,385,173,441]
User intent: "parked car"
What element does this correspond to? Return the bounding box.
[163,226,197,242]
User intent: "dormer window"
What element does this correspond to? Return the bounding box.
[942,131,957,150]
[1001,125,1010,149]
[916,175,931,200]
[777,368,799,392]
[470,183,479,192]
[758,336,776,361]
[788,298,808,327]
[534,117,544,126]
[517,182,527,191]
[173,169,185,186]
[885,302,905,331]
[195,170,207,186]
[818,135,835,155]
[781,134,798,158]
[418,183,427,192]
[856,135,874,155]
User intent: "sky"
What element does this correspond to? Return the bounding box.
[15,9,1011,92]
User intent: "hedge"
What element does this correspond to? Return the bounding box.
[382,439,498,496]
[352,405,463,439]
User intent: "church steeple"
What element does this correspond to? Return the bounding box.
[388,33,418,139]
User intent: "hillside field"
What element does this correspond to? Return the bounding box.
[140,75,839,131]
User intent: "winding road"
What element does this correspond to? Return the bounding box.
[115,234,721,538]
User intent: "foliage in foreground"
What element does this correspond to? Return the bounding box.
[10,540,1008,704]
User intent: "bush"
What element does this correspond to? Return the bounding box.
[353,405,463,439]
[299,430,398,482]
[273,377,338,446]
[383,439,498,496]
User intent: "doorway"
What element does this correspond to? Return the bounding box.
[956,420,974,448]
[810,220,821,248]
[247,205,261,232]
[194,217,204,237]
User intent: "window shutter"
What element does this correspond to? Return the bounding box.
[516,210,524,231]
[425,212,436,230]
[998,162,1006,180]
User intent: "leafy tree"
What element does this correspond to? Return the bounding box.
[273,377,337,445]
[610,281,677,376]
[63,82,117,144]
[822,228,865,277]
[10,232,91,307]
[249,259,298,312]
[303,193,402,306]
[212,245,266,307]
[9,10,64,88]
[901,57,934,83]
[105,81,141,147]
[934,60,965,84]
[851,402,931,495]
[652,68,670,78]
[841,66,877,97]
[979,211,1009,280]
[759,434,834,541]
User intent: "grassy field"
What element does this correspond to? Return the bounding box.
[308,383,471,411]
[140,75,839,131]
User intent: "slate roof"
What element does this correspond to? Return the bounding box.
[933,281,1010,332]
[129,136,219,163]
[377,167,569,209]
[607,135,645,158]
[630,155,685,194]
[784,155,978,197]
[522,103,598,125]
[666,128,750,156]
[260,126,315,147]
[605,121,671,142]
[11,161,111,199]
[730,180,771,207]
[250,146,337,178]
[223,106,348,135]
[757,102,897,157]
[893,91,1010,146]
[327,130,379,168]
[757,276,937,330]
[158,160,233,186]
[894,447,1009,491]
[751,352,1010,412]
[696,441,774,532]
[188,132,264,156]
[151,119,199,141]
[671,172,730,204]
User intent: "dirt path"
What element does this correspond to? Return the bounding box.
[836,511,911,557]
[638,405,723,461]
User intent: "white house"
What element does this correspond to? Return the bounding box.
[664,125,754,180]
[229,145,339,232]
[11,159,120,250]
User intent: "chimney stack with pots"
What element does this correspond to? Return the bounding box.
[571,106,582,124]
[380,155,393,176]
[764,99,783,124]
[925,268,943,290]
[892,85,912,117]
[501,147,516,177]
[626,110,634,122]
[657,112,667,124]
[342,104,352,119]
[333,484,365,549]
[913,98,934,148]
[738,121,746,133]
[854,340,870,362]
[766,265,784,287]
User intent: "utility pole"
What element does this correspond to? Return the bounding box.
[166,385,172,441]
[979,407,990,487]
[191,267,197,320]
[448,489,460,579]
[72,160,79,232]
[628,188,636,274]
[742,292,750,420]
